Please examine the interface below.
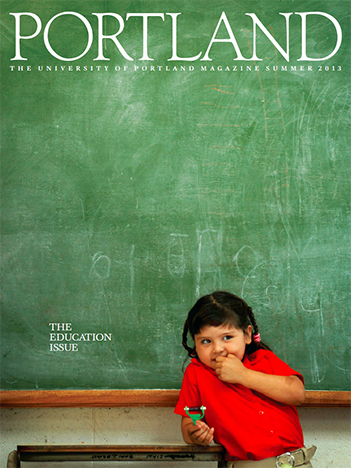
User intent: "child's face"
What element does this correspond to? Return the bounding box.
[194,324,252,369]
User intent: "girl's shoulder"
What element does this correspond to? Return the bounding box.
[181,358,218,386]
[182,358,203,374]
[246,348,275,363]
[246,349,304,380]
[188,357,211,370]
[185,358,217,375]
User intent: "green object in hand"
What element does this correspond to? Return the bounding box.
[184,406,206,425]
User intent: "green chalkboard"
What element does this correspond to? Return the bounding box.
[1,0,350,391]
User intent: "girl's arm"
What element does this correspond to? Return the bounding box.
[215,354,305,406]
[181,416,215,445]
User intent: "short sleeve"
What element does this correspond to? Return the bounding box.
[261,350,305,384]
[174,362,202,417]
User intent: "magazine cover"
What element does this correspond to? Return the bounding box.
[1,0,350,393]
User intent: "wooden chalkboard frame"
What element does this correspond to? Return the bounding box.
[0,390,350,408]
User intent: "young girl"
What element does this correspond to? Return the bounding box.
[175,291,316,468]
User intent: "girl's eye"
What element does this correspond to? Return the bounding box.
[201,339,211,344]
[223,335,233,341]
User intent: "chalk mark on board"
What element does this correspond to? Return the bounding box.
[324,355,351,377]
[263,285,278,308]
[210,145,242,150]
[196,229,223,297]
[233,245,259,279]
[130,245,135,302]
[243,23,297,282]
[242,262,266,300]
[273,172,301,262]
[261,26,308,263]
[242,29,268,144]
[201,102,240,109]
[326,85,350,161]
[233,245,268,301]
[80,199,92,255]
[233,247,283,312]
[301,299,326,384]
[205,85,236,95]
[167,233,188,278]
[197,123,242,127]
[90,252,111,280]
[90,252,112,324]
[4,378,17,384]
[108,351,130,384]
[270,24,287,136]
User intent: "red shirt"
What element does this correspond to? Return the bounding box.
[174,349,304,461]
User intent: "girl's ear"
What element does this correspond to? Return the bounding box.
[245,325,252,344]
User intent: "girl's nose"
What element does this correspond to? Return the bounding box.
[213,341,225,354]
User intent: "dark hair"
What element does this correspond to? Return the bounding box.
[182,291,271,358]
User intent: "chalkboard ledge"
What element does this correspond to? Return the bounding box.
[0,390,350,408]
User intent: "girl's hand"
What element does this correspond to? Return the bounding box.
[215,354,247,384]
[182,418,214,446]
[188,420,215,445]
[215,355,306,406]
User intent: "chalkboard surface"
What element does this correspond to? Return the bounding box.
[1,0,350,391]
